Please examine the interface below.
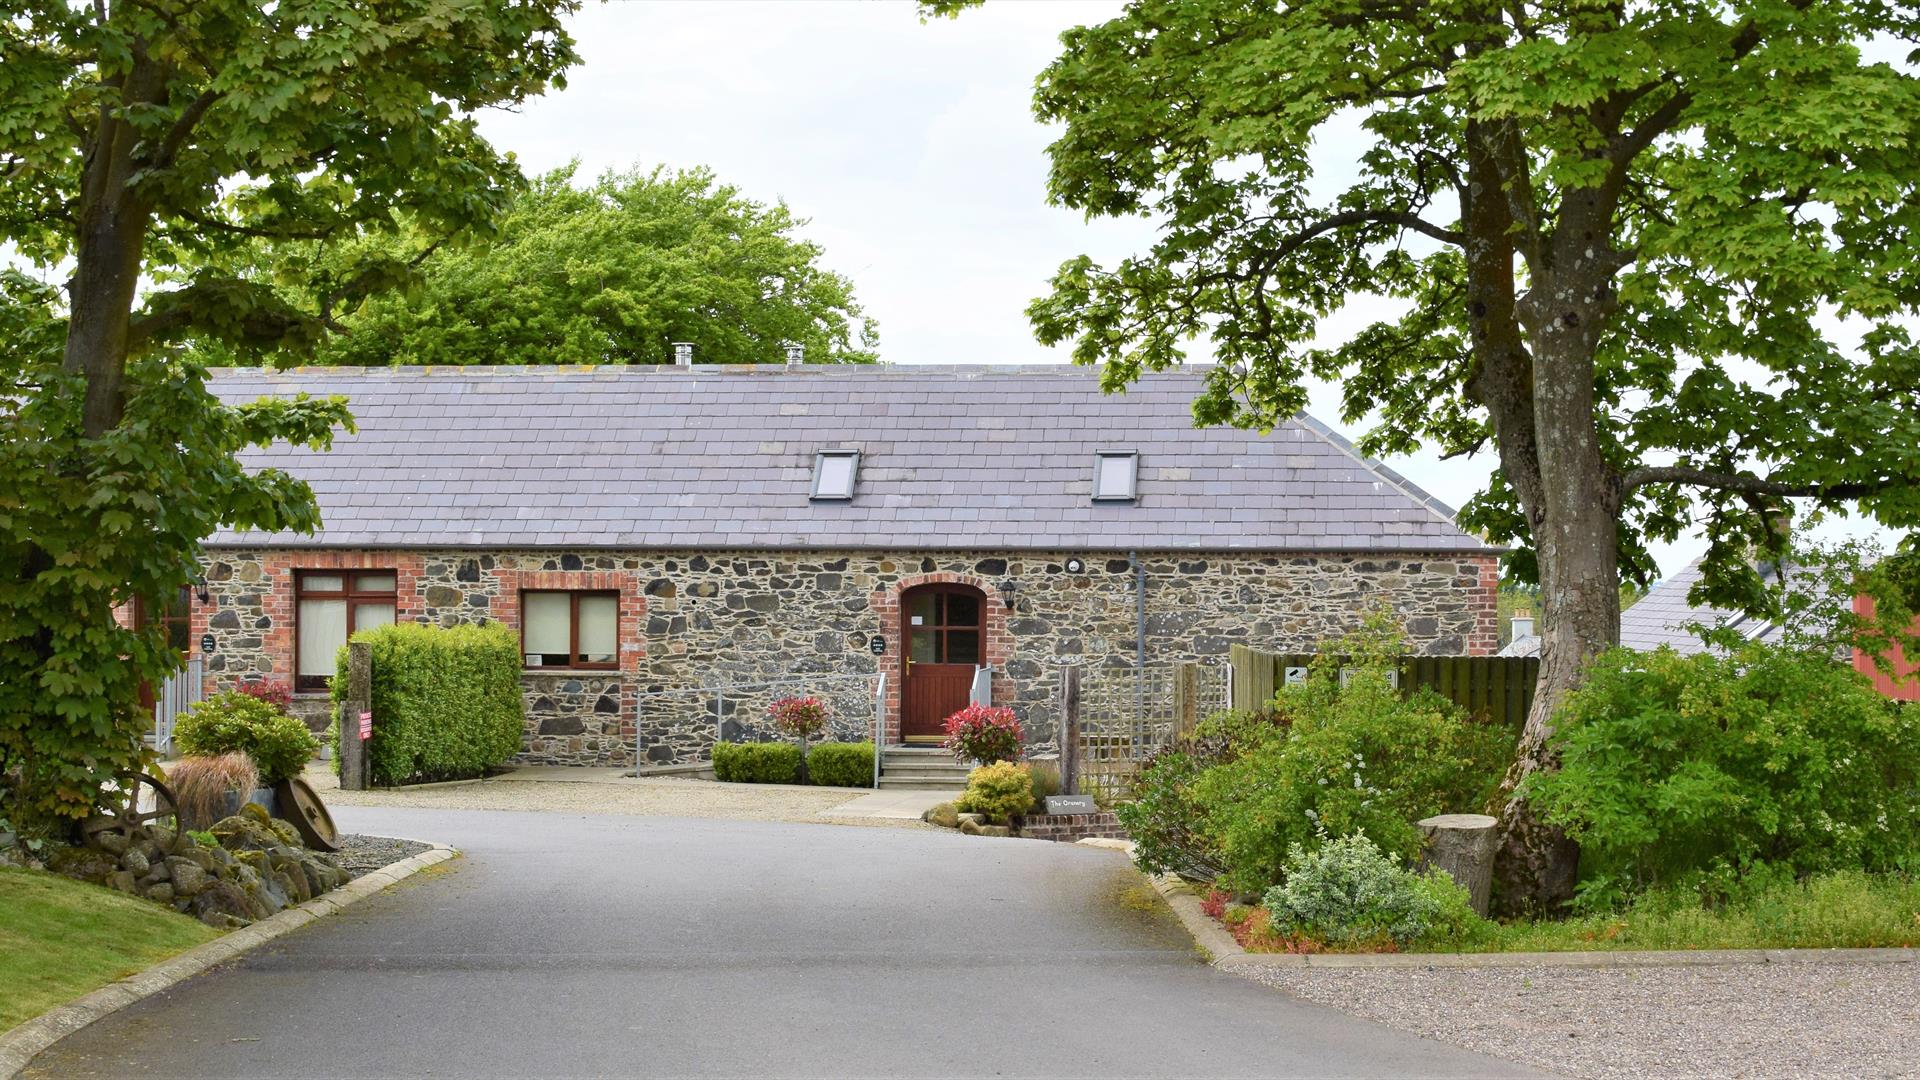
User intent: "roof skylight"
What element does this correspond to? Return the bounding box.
[1092,450,1138,502]
[811,449,860,501]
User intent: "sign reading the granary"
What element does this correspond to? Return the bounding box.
[1063,557,1086,573]
[1044,795,1098,816]
[869,635,886,655]
[358,710,373,740]
[201,633,216,655]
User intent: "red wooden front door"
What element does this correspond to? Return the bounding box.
[901,584,984,741]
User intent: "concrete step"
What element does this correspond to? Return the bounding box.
[880,768,973,782]
[876,777,969,792]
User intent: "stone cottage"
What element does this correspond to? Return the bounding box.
[175,364,1499,768]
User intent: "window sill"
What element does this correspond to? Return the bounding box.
[521,667,621,675]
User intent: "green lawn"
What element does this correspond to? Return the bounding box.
[1223,870,1920,954]
[0,866,221,1031]
[1450,871,1920,953]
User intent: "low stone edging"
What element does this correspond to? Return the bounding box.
[1090,839,1920,972]
[0,841,457,1079]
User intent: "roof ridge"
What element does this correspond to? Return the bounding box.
[206,363,1206,378]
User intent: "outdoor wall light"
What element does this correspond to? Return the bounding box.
[997,578,1019,611]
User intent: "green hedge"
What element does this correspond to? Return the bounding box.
[330,622,524,786]
[805,741,874,788]
[712,741,801,784]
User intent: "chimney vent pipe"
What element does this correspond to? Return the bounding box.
[672,342,693,367]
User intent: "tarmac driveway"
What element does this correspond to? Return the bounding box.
[27,807,1533,1078]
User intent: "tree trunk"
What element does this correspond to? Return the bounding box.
[62,56,163,439]
[1493,278,1625,913]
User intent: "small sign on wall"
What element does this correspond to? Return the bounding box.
[868,635,886,655]
[201,633,216,655]
[358,710,373,740]
[1284,666,1309,685]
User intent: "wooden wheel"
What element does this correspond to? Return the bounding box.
[273,777,340,852]
[82,771,187,856]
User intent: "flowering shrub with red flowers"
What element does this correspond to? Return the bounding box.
[767,696,831,741]
[941,704,1022,764]
[235,678,294,713]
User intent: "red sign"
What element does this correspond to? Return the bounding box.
[358,710,373,740]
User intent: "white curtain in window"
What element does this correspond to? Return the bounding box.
[298,598,347,677]
[358,603,396,631]
[577,595,618,662]
[524,593,571,656]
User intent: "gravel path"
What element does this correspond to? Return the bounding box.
[331,833,433,879]
[305,765,930,828]
[1246,962,1920,1079]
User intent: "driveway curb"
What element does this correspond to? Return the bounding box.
[0,842,457,1079]
[1122,843,1918,971]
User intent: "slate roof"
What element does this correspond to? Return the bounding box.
[1619,556,1793,652]
[206,364,1495,553]
[1498,554,1802,658]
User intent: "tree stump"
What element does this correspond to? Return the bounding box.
[1416,813,1499,917]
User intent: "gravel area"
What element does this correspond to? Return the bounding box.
[304,764,930,828]
[331,833,434,879]
[1246,962,1920,1079]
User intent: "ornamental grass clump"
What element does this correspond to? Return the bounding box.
[165,752,260,832]
[941,704,1022,764]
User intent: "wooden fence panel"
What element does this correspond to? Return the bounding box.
[1229,647,1539,729]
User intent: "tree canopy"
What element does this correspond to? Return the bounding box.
[209,164,879,367]
[0,0,577,826]
[933,0,1920,906]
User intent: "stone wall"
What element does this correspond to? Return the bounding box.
[194,546,1499,768]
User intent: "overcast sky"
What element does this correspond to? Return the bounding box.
[476,1,1892,581]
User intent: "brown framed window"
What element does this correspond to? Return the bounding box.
[521,590,618,669]
[295,570,397,691]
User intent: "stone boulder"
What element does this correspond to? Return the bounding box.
[45,799,352,929]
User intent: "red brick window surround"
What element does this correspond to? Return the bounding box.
[521,589,620,670]
[293,569,398,691]
[493,570,645,675]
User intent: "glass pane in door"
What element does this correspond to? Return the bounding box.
[944,630,981,665]
[944,591,980,628]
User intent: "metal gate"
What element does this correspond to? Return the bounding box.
[150,657,203,756]
[633,671,887,785]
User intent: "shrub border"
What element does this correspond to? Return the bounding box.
[1076,839,1920,971]
[0,840,458,1078]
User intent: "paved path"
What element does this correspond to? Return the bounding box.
[27,808,1535,1078]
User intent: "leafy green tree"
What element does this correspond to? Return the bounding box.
[218,165,878,367]
[931,0,1920,907]
[0,0,578,828]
